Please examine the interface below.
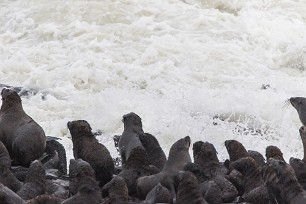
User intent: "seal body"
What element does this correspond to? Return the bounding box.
[67,120,114,187]
[290,97,306,126]
[176,171,208,204]
[263,158,306,204]
[137,136,191,200]
[0,88,46,167]
[224,140,248,162]
[101,176,128,204]
[119,112,144,164]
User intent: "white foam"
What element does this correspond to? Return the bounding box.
[1,0,306,163]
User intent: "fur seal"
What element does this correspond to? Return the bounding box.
[62,177,102,204]
[119,112,144,164]
[0,140,11,168]
[101,176,128,204]
[138,133,166,172]
[17,160,46,200]
[176,171,208,204]
[265,145,285,161]
[67,120,114,187]
[0,183,25,204]
[118,146,151,196]
[68,159,96,195]
[193,141,228,178]
[0,88,46,167]
[248,150,265,167]
[263,158,306,204]
[137,136,191,201]
[224,140,249,162]
[231,157,269,203]
[290,97,306,126]
[299,126,306,162]
[144,183,171,204]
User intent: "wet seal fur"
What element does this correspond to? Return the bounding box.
[62,177,102,204]
[224,140,249,162]
[265,145,285,161]
[176,171,208,204]
[263,158,306,204]
[67,120,114,187]
[137,136,191,201]
[118,146,151,196]
[68,159,96,195]
[144,183,171,204]
[231,157,269,203]
[101,176,128,204]
[290,126,306,189]
[17,160,46,200]
[290,97,306,126]
[193,141,228,178]
[119,112,145,164]
[0,88,46,167]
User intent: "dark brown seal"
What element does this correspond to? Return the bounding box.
[101,176,128,204]
[16,160,46,200]
[118,146,151,196]
[68,159,96,195]
[144,183,171,204]
[290,97,306,126]
[119,112,144,164]
[139,133,167,171]
[265,145,285,161]
[231,157,269,203]
[176,171,208,204]
[263,158,306,204]
[62,177,102,204]
[193,141,228,178]
[67,120,114,187]
[299,126,306,162]
[137,136,191,201]
[248,150,265,167]
[0,88,46,167]
[224,140,248,162]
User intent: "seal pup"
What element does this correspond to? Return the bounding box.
[290,97,306,126]
[144,183,171,204]
[137,136,191,201]
[176,171,208,204]
[248,150,265,167]
[118,146,151,196]
[17,160,46,200]
[138,133,166,171]
[62,177,102,204]
[0,183,25,204]
[263,158,306,204]
[101,176,128,204]
[68,159,96,195]
[265,145,285,161]
[224,140,249,162]
[67,120,114,187]
[231,157,269,203]
[193,141,228,178]
[0,88,46,167]
[119,112,144,164]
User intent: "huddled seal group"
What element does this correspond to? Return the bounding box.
[1,88,306,203]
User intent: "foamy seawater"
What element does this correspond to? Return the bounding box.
[1,0,306,163]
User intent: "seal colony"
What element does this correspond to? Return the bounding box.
[1,89,306,203]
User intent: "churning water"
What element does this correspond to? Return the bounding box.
[1,0,306,162]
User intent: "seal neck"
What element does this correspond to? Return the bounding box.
[0,101,23,113]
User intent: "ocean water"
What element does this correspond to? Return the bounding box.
[1,0,306,163]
